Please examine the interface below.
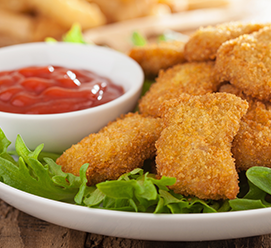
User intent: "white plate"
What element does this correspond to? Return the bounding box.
[1,181,271,241]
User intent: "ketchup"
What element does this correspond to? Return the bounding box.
[0,65,124,114]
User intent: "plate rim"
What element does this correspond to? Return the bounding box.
[1,181,271,241]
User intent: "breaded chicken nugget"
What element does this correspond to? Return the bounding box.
[220,84,271,170]
[128,41,186,78]
[232,119,271,171]
[219,83,271,122]
[56,112,164,185]
[219,83,255,110]
[215,26,271,101]
[184,22,266,62]
[139,61,219,117]
[155,93,248,200]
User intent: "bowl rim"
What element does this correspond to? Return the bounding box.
[0,42,144,120]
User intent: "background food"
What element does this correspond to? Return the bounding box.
[128,40,186,78]
[0,0,230,47]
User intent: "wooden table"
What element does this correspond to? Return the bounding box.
[1,0,271,247]
[2,198,271,248]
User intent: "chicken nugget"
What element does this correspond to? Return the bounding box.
[156,93,248,200]
[219,83,256,110]
[232,119,271,171]
[184,22,266,62]
[219,83,271,124]
[56,112,163,185]
[139,61,219,117]
[215,26,271,101]
[220,83,271,170]
[128,40,186,78]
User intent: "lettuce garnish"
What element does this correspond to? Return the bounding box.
[45,23,88,44]
[0,129,86,203]
[131,31,147,46]
[0,128,271,213]
[230,167,271,211]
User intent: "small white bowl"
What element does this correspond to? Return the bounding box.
[0,42,144,153]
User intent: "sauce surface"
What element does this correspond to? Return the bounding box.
[0,65,124,114]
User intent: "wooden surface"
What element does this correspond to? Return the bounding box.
[1,198,271,248]
[2,1,271,247]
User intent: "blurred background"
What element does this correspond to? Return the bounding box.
[0,0,269,52]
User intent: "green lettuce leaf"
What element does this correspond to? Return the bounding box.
[62,23,87,44]
[131,31,147,46]
[0,129,86,203]
[45,23,88,44]
[229,166,271,211]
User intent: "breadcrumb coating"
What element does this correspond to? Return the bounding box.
[56,112,164,185]
[184,22,266,62]
[155,93,248,200]
[219,83,256,111]
[139,61,219,117]
[219,83,271,124]
[215,26,271,101]
[232,119,271,171]
[128,40,186,78]
[219,84,271,171]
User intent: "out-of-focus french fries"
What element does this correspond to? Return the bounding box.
[28,0,106,29]
[0,8,69,46]
[31,17,68,42]
[0,0,107,47]
[0,9,33,45]
[88,0,158,23]
[0,0,230,47]
[158,0,188,12]
[0,0,30,13]
[187,0,229,10]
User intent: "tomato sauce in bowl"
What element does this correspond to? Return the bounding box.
[0,65,124,114]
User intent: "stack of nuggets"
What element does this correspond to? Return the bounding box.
[57,21,271,200]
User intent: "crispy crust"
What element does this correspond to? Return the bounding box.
[56,112,164,185]
[232,119,271,171]
[215,26,271,101]
[184,22,266,62]
[128,40,186,78]
[155,93,248,200]
[139,61,219,117]
[219,84,271,170]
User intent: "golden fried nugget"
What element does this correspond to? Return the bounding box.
[56,112,163,185]
[219,84,255,109]
[155,93,248,200]
[232,118,271,171]
[219,84,271,170]
[215,26,271,101]
[184,22,266,62]
[128,41,186,78]
[139,61,219,117]
[219,83,271,123]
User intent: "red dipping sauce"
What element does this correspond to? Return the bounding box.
[0,65,124,114]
